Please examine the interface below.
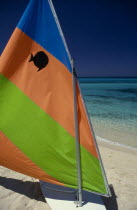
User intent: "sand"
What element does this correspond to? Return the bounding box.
[99,144,137,210]
[0,142,137,210]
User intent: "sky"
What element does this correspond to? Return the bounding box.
[0,0,137,77]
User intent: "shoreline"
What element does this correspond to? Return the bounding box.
[91,120,137,148]
[96,135,137,155]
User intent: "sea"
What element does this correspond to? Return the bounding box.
[78,77,137,148]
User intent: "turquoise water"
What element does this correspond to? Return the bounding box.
[79,78,137,148]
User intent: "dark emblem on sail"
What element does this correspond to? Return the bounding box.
[29,51,49,72]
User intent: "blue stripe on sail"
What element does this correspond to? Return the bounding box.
[17,0,72,72]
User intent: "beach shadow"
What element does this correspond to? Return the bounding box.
[0,176,45,203]
[102,185,118,210]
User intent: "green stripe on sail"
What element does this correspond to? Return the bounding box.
[0,74,107,194]
[81,146,106,193]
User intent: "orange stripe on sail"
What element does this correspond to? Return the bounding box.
[0,28,98,158]
[0,131,65,186]
[76,84,98,157]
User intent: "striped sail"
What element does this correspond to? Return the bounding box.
[0,0,109,195]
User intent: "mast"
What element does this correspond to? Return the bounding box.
[72,60,83,207]
[48,0,83,206]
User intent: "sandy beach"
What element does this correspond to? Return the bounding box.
[99,143,137,210]
[0,141,137,210]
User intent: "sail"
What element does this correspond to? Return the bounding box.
[0,0,109,195]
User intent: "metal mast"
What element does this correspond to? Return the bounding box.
[72,60,83,207]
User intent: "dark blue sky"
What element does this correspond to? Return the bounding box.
[0,0,137,77]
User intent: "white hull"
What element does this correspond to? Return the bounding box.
[40,181,106,210]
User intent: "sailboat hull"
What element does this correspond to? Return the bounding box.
[40,181,106,210]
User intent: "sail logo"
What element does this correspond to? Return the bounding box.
[29,51,49,72]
